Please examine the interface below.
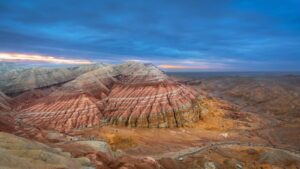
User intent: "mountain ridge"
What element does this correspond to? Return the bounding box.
[0,64,106,96]
[3,62,200,132]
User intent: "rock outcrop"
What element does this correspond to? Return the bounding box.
[0,132,91,169]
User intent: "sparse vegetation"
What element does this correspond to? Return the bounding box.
[104,133,137,151]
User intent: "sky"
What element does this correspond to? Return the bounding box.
[0,0,300,71]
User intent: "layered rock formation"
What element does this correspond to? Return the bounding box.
[12,87,57,110]
[103,82,198,127]
[9,62,199,132]
[18,93,102,132]
[14,65,118,132]
[103,62,199,127]
[0,64,104,96]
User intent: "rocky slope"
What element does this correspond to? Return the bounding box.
[0,91,14,132]
[61,65,118,99]
[14,65,118,132]
[0,91,11,112]
[0,64,104,96]
[113,62,169,83]
[0,132,92,169]
[13,62,199,132]
[103,82,198,128]
[103,63,199,127]
[18,93,102,132]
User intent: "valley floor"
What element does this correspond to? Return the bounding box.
[1,74,300,169]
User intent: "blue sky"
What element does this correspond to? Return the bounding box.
[0,0,300,71]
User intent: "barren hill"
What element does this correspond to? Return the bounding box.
[11,62,199,132]
[0,64,105,96]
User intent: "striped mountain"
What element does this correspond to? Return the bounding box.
[8,62,200,132]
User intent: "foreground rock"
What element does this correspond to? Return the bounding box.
[76,140,111,154]
[0,132,92,169]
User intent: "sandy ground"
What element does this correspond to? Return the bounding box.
[69,97,273,157]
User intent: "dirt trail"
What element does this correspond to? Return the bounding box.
[153,141,300,160]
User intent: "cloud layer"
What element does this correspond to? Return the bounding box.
[0,0,300,71]
[0,53,93,64]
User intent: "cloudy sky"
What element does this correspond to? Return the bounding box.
[0,0,300,71]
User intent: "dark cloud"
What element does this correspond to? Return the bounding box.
[0,0,300,71]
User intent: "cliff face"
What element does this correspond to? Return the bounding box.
[10,62,199,132]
